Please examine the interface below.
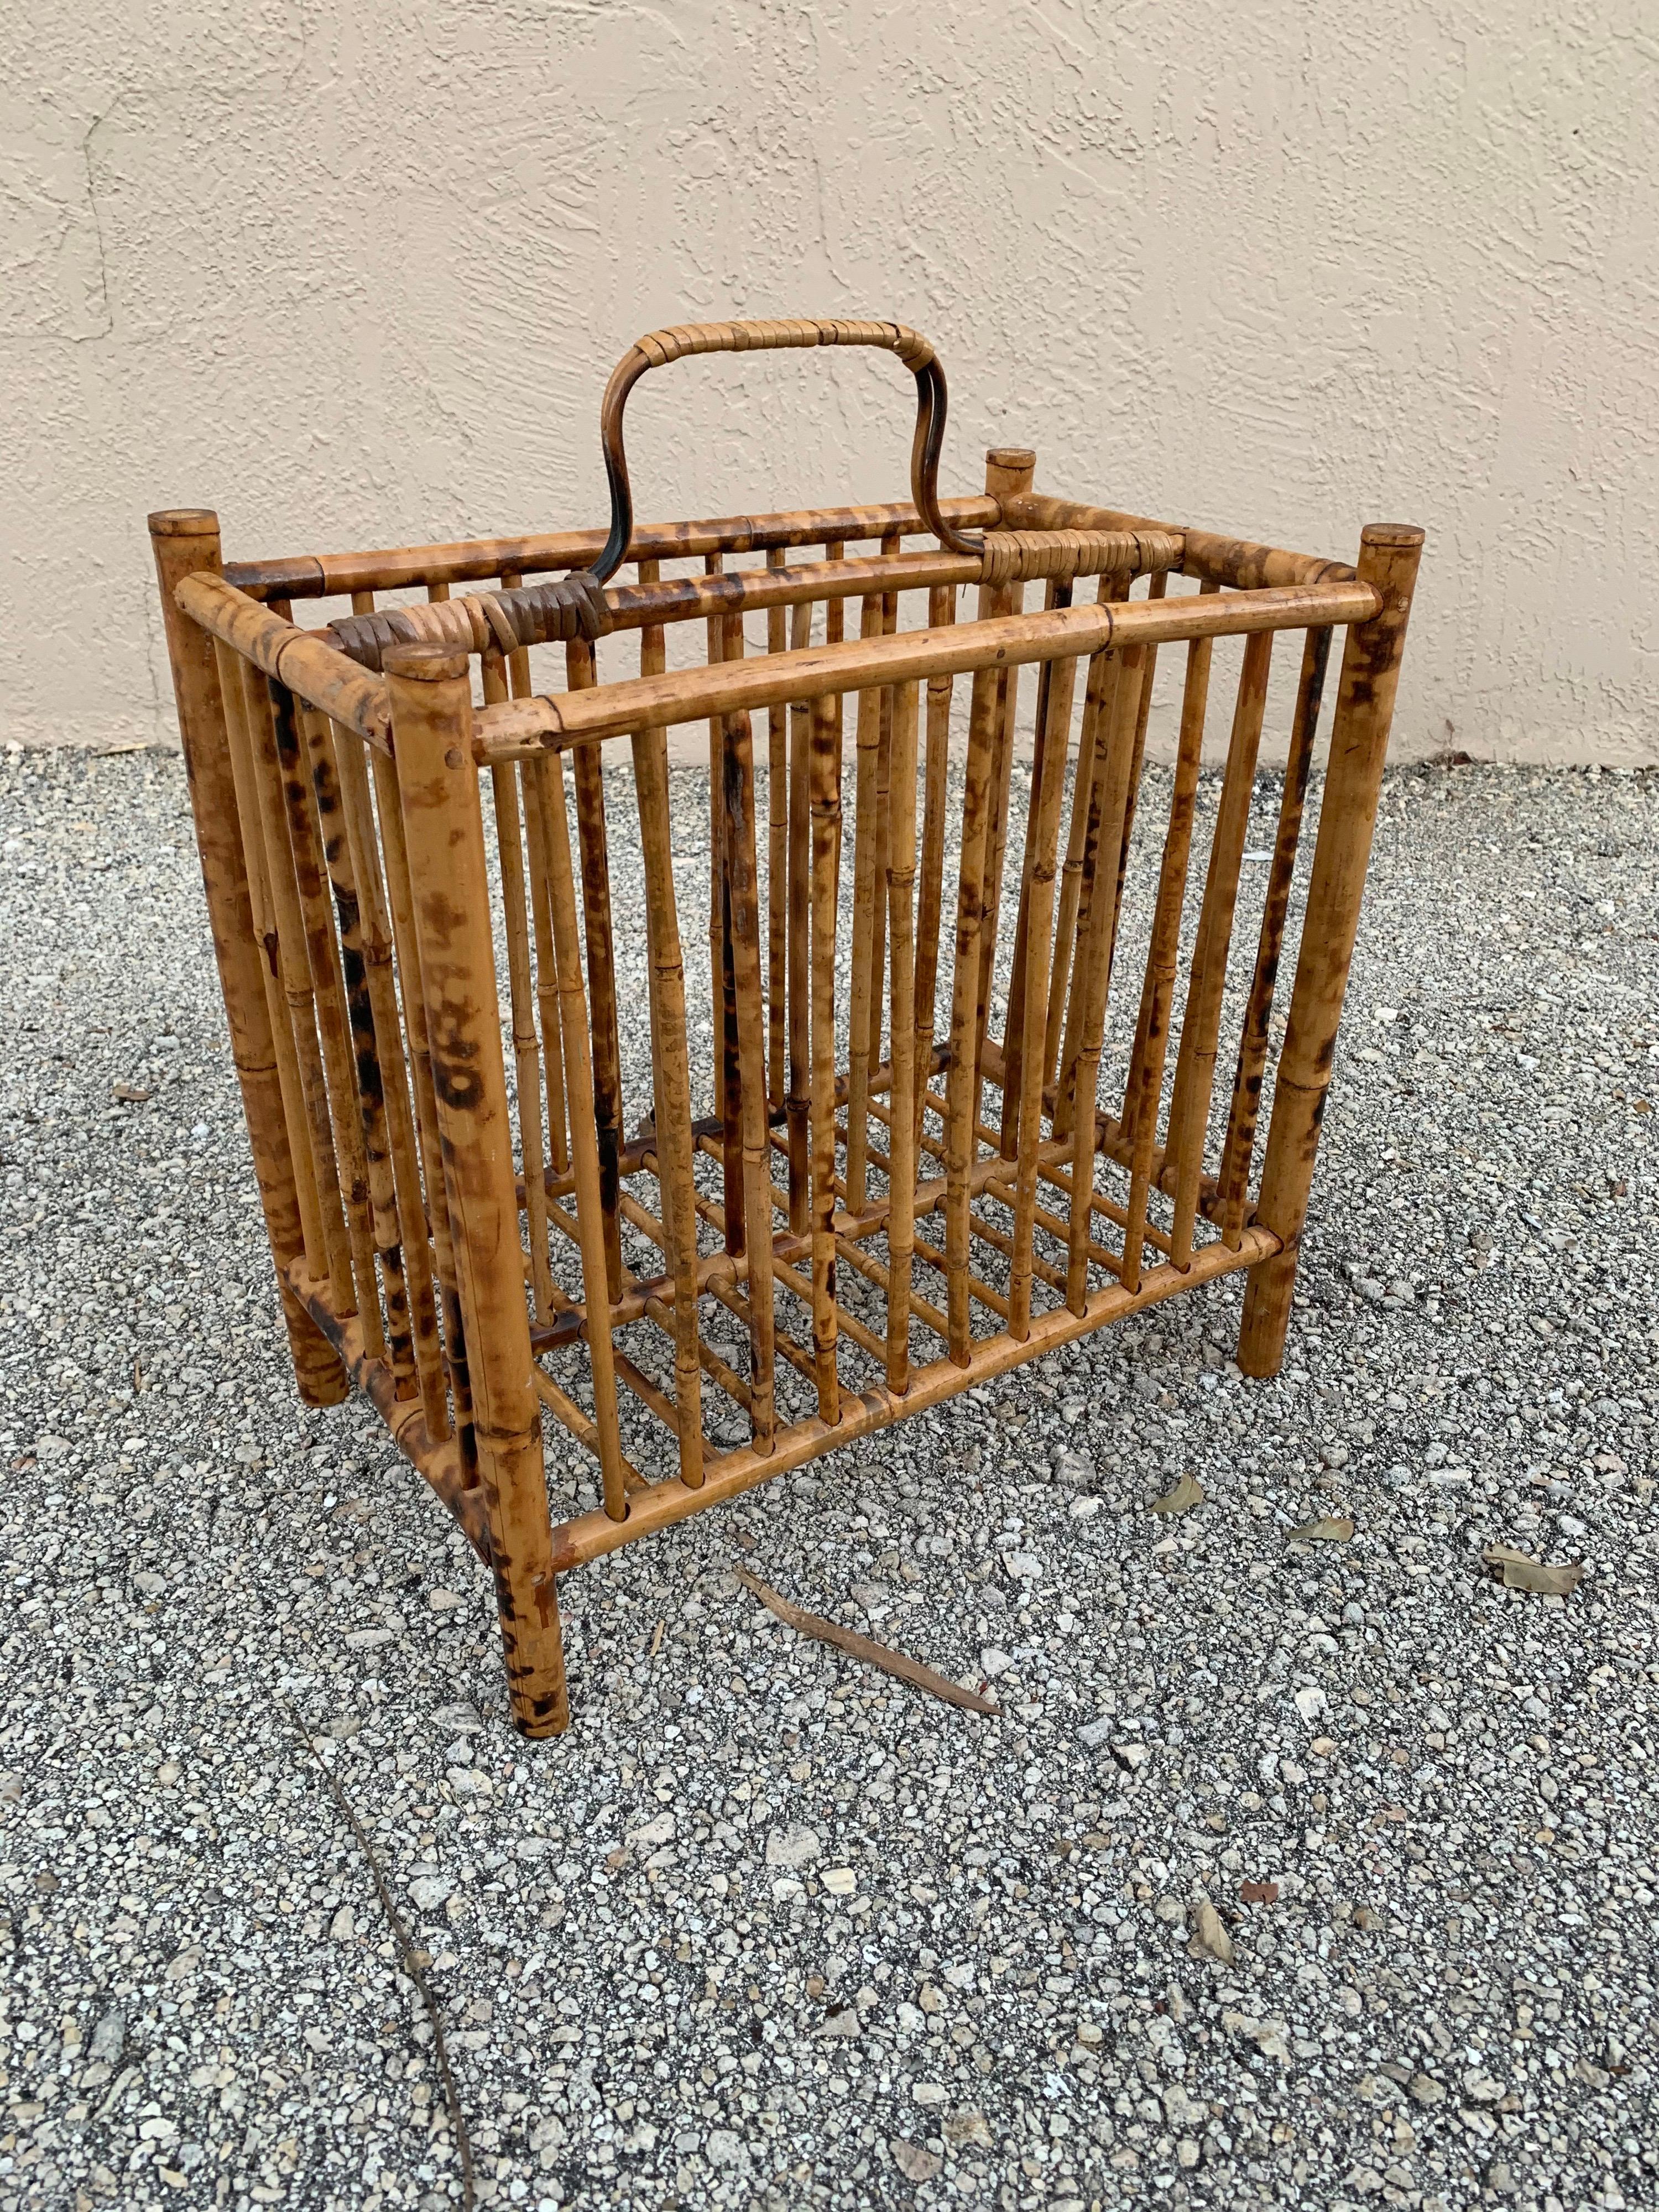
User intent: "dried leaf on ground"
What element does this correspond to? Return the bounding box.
[1483,1545,1583,1597]
[1188,1897,1235,1963]
[1150,1473,1205,1516]
[735,1568,998,1716]
[1239,1880,1280,1906]
[1287,1515,1354,1543]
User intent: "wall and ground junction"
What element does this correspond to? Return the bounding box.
[3,0,1654,764]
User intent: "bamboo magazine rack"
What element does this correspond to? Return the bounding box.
[152,317,1422,1735]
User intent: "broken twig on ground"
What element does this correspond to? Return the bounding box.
[735,1568,1000,1717]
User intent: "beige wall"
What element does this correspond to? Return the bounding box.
[4,0,1654,763]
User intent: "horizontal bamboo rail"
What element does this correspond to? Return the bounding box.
[225,495,1004,602]
[174,571,390,743]
[473,580,1379,758]
[1004,491,1358,591]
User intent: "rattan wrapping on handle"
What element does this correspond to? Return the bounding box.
[634,317,936,372]
[978,529,1183,587]
[327,573,607,674]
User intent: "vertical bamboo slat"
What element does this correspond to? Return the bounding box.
[372,742,477,1475]
[524,745,629,1519]
[766,545,789,1113]
[1044,576,1119,1105]
[971,450,1037,1130]
[329,719,450,1438]
[913,581,956,1149]
[235,658,358,1319]
[843,588,887,1213]
[567,639,624,1297]
[633,724,705,1488]
[1214,627,1333,1245]
[484,662,556,1323]
[211,638,331,1288]
[941,653,1007,1363]
[1005,641,1081,1337]
[808,683,843,1423]
[1061,638,1150,1311]
[999,580,1074,1166]
[1164,628,1275,1267]
[269,681,388,1353]
[785,594,815,1234]
[1116,631,1214,1290]
[720,702,778,1449]
[300,703,415,1384]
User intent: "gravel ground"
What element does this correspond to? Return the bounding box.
[2,742,1657,2212]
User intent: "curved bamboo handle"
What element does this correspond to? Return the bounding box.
[587,317,980,583]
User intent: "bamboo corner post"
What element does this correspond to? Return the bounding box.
[154,319,1422,1733]
[147,509,348,1408]
[1235,524,1425,1378]
[385,644,568,1735]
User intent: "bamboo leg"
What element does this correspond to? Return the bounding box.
[330,720,450,1439]
[149,512,346,1406]
[721,702,778,1451]
[1006,646,1081,1338]
[633,724,705,1488]
[373,743,477,1476]
[386,643,567,1737]
[808,684,843,1423]
[885,679,921,1390]
[566,639,624,1298]
[1215,627,1333,1246]
[524,743,630,1519]
[1117,632,1214,1291]
[1165,628,1275,1267]
[300,704,414,1386]
[913,582,956,1151]
[1237,526,1425,1375]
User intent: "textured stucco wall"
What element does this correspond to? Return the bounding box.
[4,0,1655,761]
